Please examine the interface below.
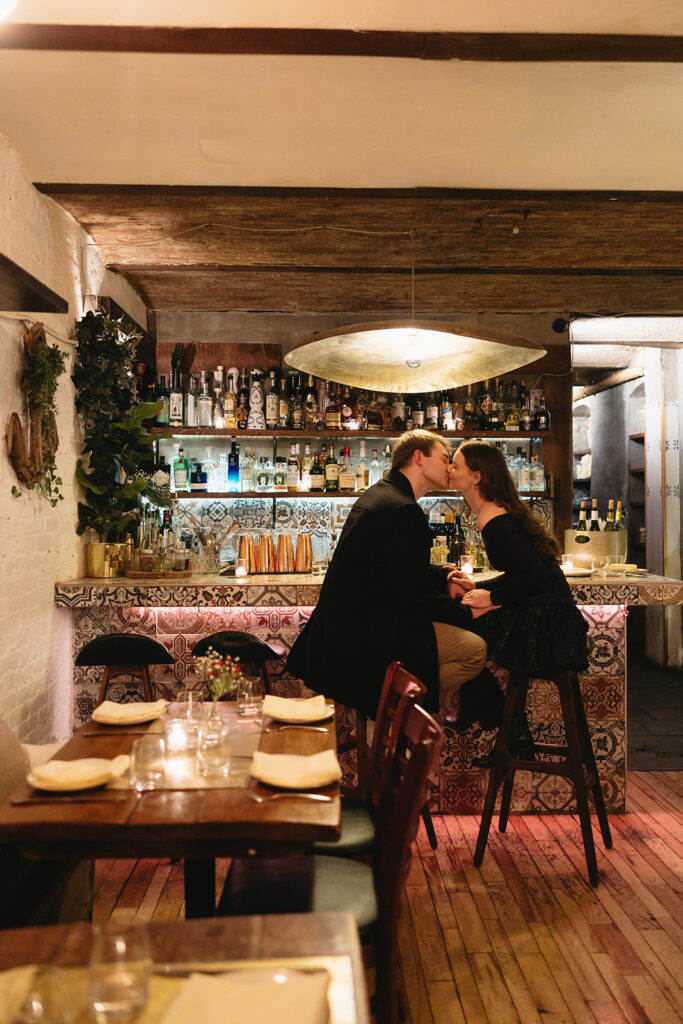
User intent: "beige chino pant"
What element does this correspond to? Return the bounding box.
[433,621,487,693]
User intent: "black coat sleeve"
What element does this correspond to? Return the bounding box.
[476,516,555,605]
[378,502,475,628]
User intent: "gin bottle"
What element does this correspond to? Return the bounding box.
[172,445,190,493]
[196,372,214,428]
[227,441,240,493]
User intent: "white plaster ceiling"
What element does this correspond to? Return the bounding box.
[0,2,681,188]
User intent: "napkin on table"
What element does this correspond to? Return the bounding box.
[250,749,341,789]
[30,755,130,790]
[161,969,330,1024]
[262,694,330,723]
[92,699,167,724]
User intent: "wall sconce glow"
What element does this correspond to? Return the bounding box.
[284,319,545,393]
[570,317,683,346]
[0,0,19,20]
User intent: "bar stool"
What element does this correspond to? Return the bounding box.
[474,669,613,886]
[75,633,175,703]
[191,631,284,696]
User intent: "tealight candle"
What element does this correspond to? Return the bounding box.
[460,560,474,574]
[164,719,189,754]
[235,558,248,578]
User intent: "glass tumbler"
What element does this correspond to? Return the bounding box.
[236,676,264,717]
[197,718,230,778]
[88,923,152,1022]
[129,735,166,792]
[13,965,72,1024]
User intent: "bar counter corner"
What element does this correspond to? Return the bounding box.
[55,571,683,815]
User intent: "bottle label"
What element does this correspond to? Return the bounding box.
[309,470,324,490]
[287,465,300,489]
[413,410,425,427]
[157,397,169,425]
[174,468,188,488]
[339,470,355,490]
[169,392,183,424]
[325,464,339,482]
[184,393,196,427]
[325,412,341,429]
[265,393,279,425]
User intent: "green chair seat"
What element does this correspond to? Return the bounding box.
[313,798,375,856]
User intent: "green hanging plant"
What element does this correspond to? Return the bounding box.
[72,311,170,541]
[6,322,67,507]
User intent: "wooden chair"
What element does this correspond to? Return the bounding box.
[191,631,284,696]
[474,669,613,886]
[75,633,175,703]
[317,661,436,857]
[219,702,444,1024]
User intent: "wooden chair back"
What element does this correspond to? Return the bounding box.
[366,661,426,808]
[374,703,444,1024]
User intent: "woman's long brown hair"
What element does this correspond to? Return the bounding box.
[458,440,560,562]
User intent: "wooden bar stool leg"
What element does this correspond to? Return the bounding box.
[421,805,438,849]
[557,672,600,886]
[474,678,519,867]
[498,675,528,833]
[140,666,154,702]
[98,666,112,704]
[570,672,613,849]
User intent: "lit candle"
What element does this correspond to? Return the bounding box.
[164,720,188,754]
[461,560,474,574]
[235,558,248,578]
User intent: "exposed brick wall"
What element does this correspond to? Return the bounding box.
[0,132,147,743]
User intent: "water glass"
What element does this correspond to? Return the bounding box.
[13,965,72,1024]
[236,676,264,717]
[605,554,626,577]
[88,924,152,1022]
[197,719,230,778]
[129,735,166,791]
[169,688,204,720]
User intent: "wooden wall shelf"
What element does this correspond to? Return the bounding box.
[153,427,548,441]
[0,252,68,314]
[171,489,552,501]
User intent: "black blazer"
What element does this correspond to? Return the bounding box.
[286,469,475,715]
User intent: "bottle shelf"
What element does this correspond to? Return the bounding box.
[629,467,645,475]
[573,476,591,484]
[629,433,645,443]
[153,427,548,441]
[573,449,591,457]
[170,489,553,501]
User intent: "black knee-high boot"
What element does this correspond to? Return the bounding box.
[452,667,505,732]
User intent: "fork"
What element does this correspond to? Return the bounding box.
[246,790,333,803]
[262,724,329,734]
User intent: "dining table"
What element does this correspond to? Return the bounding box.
[0,704,341,918]
[0,911,369,1024]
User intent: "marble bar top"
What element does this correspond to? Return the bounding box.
[55,571,683,608]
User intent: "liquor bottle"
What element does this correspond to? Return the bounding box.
[301,443,312,491]
[196,372,214,428]
[214,453,228,492]
[256,457,272,492]
[479,380,493,420]
[152,443,171,491]
[529,452,545,492]
[405,404,414,431]
[309,451,324,492]
[518,450,531,491]
[462,385,480,430]
[324,443,339,492]
[202,446,218,490]
[615,500,625,530]
[247,369,266,429]
[366,393,383,430]
[425,393,439,430]
[340,386,355,430]
[184,374,198,428]
[273,458,287,492]
[354,390,368,430]
[303,375,319,429]
[412,396,425,428]
[278,375,290,429]
[379,393,394,431]
[223,372,238,430]
[504,380,520,431]
[227,441,240,493]
[589,497,600,531]
[168,371,184,428]
[485,383,503,432]
[237,369,250,429]
[240,447,256,492]
[381,444,392,478]
[156,375,170,426]
[533,396,551,432]
[339,446,356,492]
[190,460,208,493]
[290,385,303,430]
[576,499,588,531]
[505,443,520,489]
[287,443,300,492]
[440,390,454,431]
[604,499,616,531]
[390,393,406,431]
[325,385,341,430]
[172,445,190,493]
[264,368,280,428]
[518,386,533,431]
[355,440,368,491]
[368,448,382,486]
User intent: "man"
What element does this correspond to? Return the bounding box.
[286,430,487,716]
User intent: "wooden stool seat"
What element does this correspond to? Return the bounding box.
[474,669,612,886]
[75,633,175,704]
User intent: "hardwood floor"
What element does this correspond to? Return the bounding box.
[93,772,683,1023]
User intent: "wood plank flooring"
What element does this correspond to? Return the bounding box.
[93,772,683,1023]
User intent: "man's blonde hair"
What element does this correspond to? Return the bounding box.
[391,429,450,470]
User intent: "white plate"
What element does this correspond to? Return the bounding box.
[562,568,595,578]
[266,706,335,725]
[27,755,130,792]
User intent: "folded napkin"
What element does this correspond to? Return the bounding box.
[162,969,330,1024]
[30,755,130,791]
[92,699,167,725]
[262,694,331,723]
[250,749,341,790]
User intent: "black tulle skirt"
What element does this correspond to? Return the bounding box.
[473,579,590,678]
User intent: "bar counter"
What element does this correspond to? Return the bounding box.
[56,571,683,814]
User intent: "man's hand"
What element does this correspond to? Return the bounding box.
[470,604,500,619]
[448,580,468,599]
[447,570,476,593]
[462,589,499,611]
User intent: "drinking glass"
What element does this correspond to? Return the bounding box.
[129,735,166,791]
[169,688,204,720]
[197,719,230,778]
[88,924,152,1022]
[236,676,264,717]
[605,554,626,577]
[13,965,72,1024]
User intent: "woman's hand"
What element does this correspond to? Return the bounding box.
[462,588,496,609]
[447,570,476,592]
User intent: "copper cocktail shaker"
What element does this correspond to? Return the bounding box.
[294,533,313,572]
[276,533,295,572]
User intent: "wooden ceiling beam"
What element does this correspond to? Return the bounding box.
[2,26,682,62]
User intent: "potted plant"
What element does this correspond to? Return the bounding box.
[72,311,170,575]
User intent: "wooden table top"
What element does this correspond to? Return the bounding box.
[0,912,369,1024]
[0,710,341,860]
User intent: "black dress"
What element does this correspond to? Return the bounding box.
[473,513,589,678]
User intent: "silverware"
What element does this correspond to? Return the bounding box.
[262,724,330,734]
[11,792,134,804]
[82,728,150,737]
[246,790,333,804]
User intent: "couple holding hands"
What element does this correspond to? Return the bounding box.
[287,430,589,767]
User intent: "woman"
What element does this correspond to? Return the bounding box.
[448,440,590,767]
